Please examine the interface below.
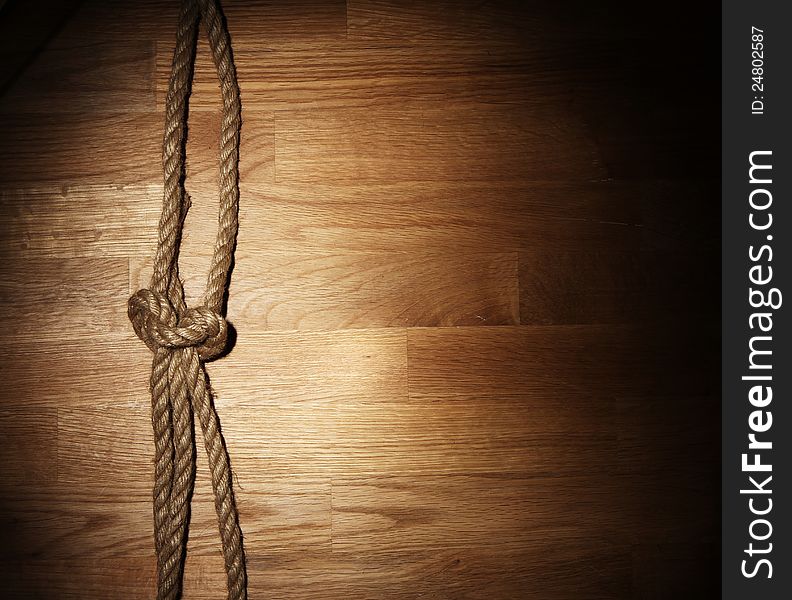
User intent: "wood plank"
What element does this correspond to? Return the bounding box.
[56,399,616,484]
[331,472,705,553]
[0,478,330,560]
[131,251,519,330]
[0,113,160,186]
[332,474,623,552]
[322,401,615,477]
[0,406,58,484]
[0,186,161,258]
[0,558,158,600]
[0,39,155,114]
[218,0,348,45]
[46,328,406,480]
[3,329,405,410]
[50,331,614,483]
[157,39,620,112]
[0,110,273,186]
[519,248,719,325]
[0,179,713,261]
[407,325,717,400]
[274,104,604,183]
[0,338,146,413]
[244,544,632,600]
[0,258,129,342]
[0,542,632,599]
[1,179,670,259]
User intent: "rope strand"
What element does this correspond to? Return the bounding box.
[128,0,246,597]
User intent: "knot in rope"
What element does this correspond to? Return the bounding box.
[129,289,228,361]
[127,0,247,598]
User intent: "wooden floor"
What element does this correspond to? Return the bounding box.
[0,1,719,598]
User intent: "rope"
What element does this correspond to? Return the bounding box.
[127,0,246,598]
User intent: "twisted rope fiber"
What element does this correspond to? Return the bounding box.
[128,0,246,598]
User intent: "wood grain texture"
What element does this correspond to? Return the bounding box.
[3,180,706,259]
[0,38,155,114]
[0,0,719,598]
[273,104,604,183]
[131,251,520,329]
[0,111,274,186]
[518,248,720,325]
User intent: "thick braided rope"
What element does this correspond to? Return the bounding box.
[127,0,246,598]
